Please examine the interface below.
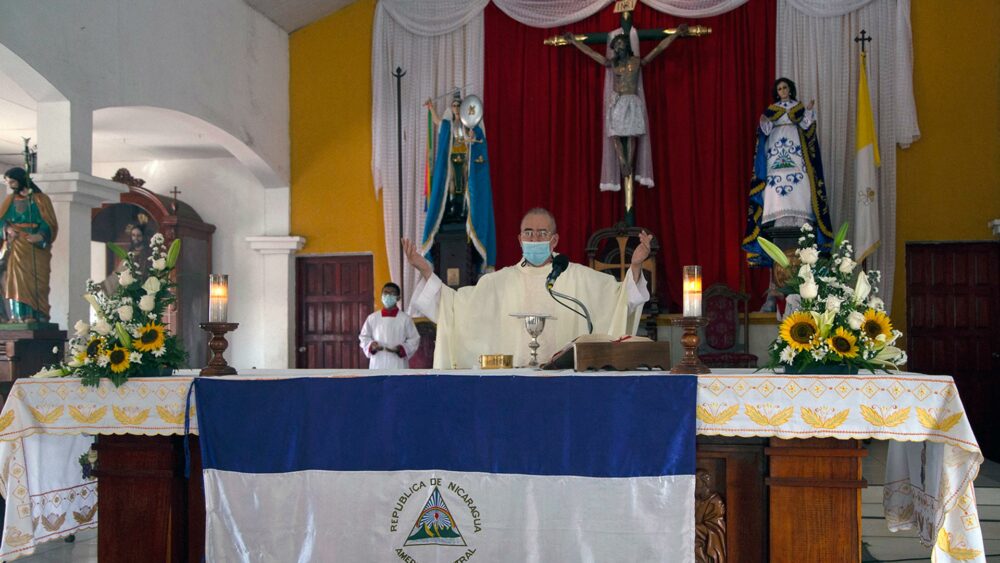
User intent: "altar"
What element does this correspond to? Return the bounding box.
[0,369,986,562]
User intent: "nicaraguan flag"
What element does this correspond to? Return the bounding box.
[195,374,696,562]
[854,50,881,263]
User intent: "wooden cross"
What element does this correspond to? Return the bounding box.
[854,30,872,53]
[169,186,182,215]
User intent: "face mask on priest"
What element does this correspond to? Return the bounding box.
[518,211,560,267]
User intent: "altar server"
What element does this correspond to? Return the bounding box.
[359,282,420,369]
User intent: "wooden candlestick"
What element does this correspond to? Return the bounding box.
[199,322,239,376]
[670,316,710,374]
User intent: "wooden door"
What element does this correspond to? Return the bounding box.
[906,241,1000,458]
[296,255,373,369]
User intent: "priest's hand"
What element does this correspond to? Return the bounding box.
[401,238,433,280]
[629,230,653,282]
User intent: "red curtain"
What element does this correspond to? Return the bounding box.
[483,1,775,311]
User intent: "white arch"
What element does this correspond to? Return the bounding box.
[92,105,284,190]
[0,42,66,104]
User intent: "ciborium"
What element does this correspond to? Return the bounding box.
[510,313,554,368]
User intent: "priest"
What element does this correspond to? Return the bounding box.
[402,208,651,368]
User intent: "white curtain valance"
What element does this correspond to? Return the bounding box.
[378,0,490,36]
[784,0,875,17]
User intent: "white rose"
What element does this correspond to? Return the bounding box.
[139,294,156,312]
[797,264,813,281]
[868,297,884,311]
[838,257,856,274]
[798,247,819,265]
[824,296,841,313]
[848,311,865,330]
[142,276,161,294]
[117,305,133,322]
[151,258,166,271]
[94,318,113,336]
[74,319,90,337]
[118,269,135,286]
[800,280,818,300]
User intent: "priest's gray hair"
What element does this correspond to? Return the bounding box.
[521,207,557,234]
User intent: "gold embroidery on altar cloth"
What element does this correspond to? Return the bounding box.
[916,408,963,432]
[112,406,150,425]
[860,405,910,427]
[800,407,850,430]
[28,406,63,424]
[0,410,15,432]
[69,406,107,424]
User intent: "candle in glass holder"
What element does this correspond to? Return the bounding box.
[682,265,702,317]
[209,274,229,323]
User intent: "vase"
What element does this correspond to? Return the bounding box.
[785,363,859,375]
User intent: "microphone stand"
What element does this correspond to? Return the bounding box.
[547,287,593,335]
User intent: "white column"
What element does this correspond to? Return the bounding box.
[246,235,305,368]
[34,173,127,330]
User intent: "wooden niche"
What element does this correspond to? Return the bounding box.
[92,169,216,369]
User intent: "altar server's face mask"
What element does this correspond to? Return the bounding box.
[381,293,398,309]
[521,241,553,266]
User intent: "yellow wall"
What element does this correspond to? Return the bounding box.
[892,0,1000,342]
[290,0,388,299]
[290,0,1000,327]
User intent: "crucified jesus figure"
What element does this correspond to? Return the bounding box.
[562,24,688,184]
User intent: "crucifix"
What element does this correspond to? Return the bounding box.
[545,0,711,226]
[169,186,182,215]
[854,29,872,53]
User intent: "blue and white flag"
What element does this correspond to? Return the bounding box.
[195,375,697,562]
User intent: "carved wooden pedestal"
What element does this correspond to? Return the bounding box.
[0,325,67,383]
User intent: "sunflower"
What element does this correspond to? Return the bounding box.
[861,309,893,341]
[84,336,103,357]
[779,312,818,352]
[827,327,859,359]
[107,346,130,373]
[135,322,166,352]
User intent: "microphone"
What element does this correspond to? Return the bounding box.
[546,254,570,289]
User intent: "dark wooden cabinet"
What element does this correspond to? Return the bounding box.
[0,327,66,382]
[906,241,1000,459]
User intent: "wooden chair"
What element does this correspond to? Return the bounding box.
[699,283,758,368]
[584,224,659,339]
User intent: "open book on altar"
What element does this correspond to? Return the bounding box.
[541,334,670,371]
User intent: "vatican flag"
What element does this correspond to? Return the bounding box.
[854,50,881,262]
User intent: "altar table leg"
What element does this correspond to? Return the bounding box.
[766,438,867,563]
[94,434,204,562]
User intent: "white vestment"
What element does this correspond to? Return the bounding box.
[358,309,421,369]
[409,260,649,369]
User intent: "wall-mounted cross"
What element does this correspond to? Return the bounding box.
[169,186,182,215]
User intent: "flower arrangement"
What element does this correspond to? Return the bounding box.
[37,234,186,387]
[757,223,907,373]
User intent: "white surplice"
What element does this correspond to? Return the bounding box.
[358,309,420,369]
[409,260,649,369]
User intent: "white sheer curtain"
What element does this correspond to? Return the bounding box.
[371,0,488,300]
[776,0,919,312]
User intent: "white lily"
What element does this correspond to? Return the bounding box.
[810,309,836,338]
[869,345,906,370]
[853,272,871,304]
[32,366,67,379]
[74,319,90,337]
[83,294,103,318]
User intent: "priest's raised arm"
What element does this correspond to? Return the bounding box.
[402,208,651,369]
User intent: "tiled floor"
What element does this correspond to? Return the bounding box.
[11,443,1000,562]
[862,440,1000,562]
